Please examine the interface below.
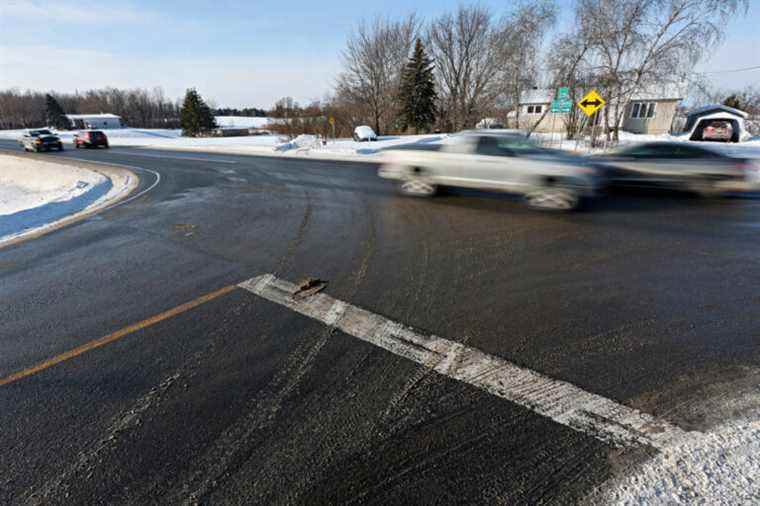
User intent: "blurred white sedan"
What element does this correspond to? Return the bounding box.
[378,132,606,211]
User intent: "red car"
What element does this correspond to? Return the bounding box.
[74,130,109,149]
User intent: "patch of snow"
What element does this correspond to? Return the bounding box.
[601,419,759,505]
[0,156,106,216]
[0,155,135,245]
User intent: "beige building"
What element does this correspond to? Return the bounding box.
[514,85,684,135]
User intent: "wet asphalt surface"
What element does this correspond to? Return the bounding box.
[1,140,759,504]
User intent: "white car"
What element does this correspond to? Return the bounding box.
[378,132,605,211]
[353,125,377,142]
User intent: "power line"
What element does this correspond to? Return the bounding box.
[700,64,760,74]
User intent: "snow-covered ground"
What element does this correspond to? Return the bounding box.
[601,419,759,504]
[0,157,106,216]
[1,127,759,160]
[0,155,136,246]
[213,116,275,129]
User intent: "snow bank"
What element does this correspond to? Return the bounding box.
[0,155,136,246]
[0,157,106,216]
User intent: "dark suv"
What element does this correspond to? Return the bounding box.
[74,130,109,149]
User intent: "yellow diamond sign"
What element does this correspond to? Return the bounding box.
[578,90,605,116]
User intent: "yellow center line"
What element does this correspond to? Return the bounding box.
[0,284,239,387]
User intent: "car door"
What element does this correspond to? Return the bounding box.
[606,145,684,184]
[442,136,520,191]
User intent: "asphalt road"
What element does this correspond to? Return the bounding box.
[1,140,759,504]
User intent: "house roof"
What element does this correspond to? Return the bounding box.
[66,113,122,119]
[520,89,554,104]
[686,104,748,119]
[629,83,686,101]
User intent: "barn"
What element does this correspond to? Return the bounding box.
[684,105,750,143]
[66,114,123,129]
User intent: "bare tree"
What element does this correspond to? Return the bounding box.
[575,0,749,141]
[495,0,557,131]
[336,15,418,135]
[427,5,504,131]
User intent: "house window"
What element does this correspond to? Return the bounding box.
[631,102,656,119]
[526,105,543,114]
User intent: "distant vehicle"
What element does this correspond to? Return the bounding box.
[353,126,377,142]
[74,130,109,149]
[701,121,732,142]
[594,142,760,195]
[20,130,63,152]
[378,132,605,211]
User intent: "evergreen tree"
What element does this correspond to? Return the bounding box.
[180,88,217,137]
[398,39,437,133]
[45,94,69,130]
[723,94,743,110]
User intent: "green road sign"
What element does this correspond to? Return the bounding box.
[550,87,572,113]
[551,99,572,113]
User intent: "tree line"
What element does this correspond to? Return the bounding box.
[0,87,183,130]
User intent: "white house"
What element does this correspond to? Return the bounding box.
[513,84,685,135]
[66,114,123,129]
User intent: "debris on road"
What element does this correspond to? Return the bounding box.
[292,277,327,300]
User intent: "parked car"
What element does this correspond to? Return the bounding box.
[20,130,64,152]
[593,142,760,195]
[74,130,109,149]
[353,126,378,142]
[378,132,605,211]
[702,121,732,142]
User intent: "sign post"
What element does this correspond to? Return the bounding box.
[550,87,572,148]
[550,87,572,114]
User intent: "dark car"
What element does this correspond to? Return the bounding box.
[74,130,109,149]
[594,142,760,195]
[20,130,64,152]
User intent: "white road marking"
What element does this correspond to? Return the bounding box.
[107,150,238,164]
[64,157,161,210]
[239,274,692,450]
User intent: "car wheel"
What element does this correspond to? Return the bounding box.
[75,143,80,149]
[399,179,437,197]
[525,187,579,211]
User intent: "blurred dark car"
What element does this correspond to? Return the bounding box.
[20,130,64,152]
[74,130,109,149]
[594,142,760,195]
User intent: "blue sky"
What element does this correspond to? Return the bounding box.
[1,0,757,108]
